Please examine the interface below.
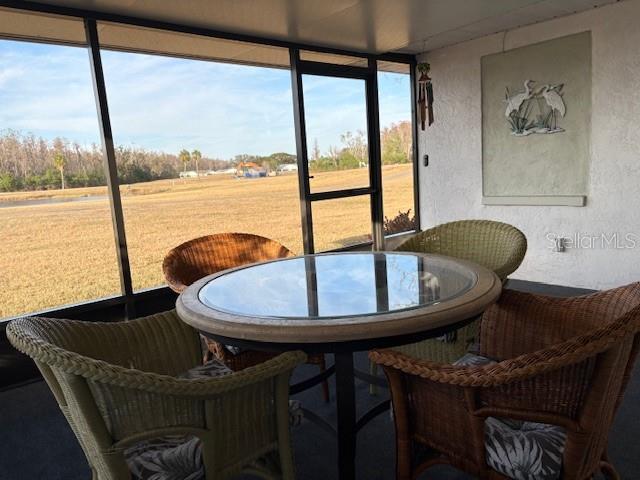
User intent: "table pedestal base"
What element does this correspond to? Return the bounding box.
[335,352,357,480]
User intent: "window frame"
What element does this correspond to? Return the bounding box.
[0,3,419,326]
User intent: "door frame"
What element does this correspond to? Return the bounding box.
[289,48,385,254]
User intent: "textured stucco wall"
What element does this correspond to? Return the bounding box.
[417,0,640,289]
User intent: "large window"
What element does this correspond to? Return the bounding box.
[0,38,120,318]
[0,10,417,320]
[100,27,302,291]
[378,62,417,235]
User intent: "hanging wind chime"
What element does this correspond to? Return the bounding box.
[417,62,434,130]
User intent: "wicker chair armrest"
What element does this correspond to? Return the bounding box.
[7,318,306,397]
[480,286,640,359]
[83,350,307,397]
[370,315,632,388]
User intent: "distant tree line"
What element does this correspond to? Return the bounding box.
[0,130,231,192]
[309,121,412,172]
[381,121,412,165]
[0,121,412,192]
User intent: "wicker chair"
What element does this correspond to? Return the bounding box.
[392,220,527,364]
[396,220,527,281]
[7,310,306,480]
[370,284,640,480]
[163,232,330,401]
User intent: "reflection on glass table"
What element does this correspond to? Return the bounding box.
[199,252,476,319]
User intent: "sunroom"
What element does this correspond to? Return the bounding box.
[1,1,639,479]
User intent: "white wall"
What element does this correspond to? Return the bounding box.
[417,0,640,290]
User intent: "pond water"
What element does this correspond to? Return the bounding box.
[0,195,108,208]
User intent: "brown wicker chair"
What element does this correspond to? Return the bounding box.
[163,232,329,402]
[370,284,640,480]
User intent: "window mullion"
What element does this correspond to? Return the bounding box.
[84,18,135,318]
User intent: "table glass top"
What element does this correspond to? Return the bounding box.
[198,252,477,320]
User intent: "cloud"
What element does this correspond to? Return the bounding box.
[100,50,297,157]
[0,39,412,159]
[0,66,24,88]
[0,42,100,144]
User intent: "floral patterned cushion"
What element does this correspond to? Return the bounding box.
[453,352,497,367]
[124,360,303,479]
[453,353,567,480]
[125,435,203,480]
[178,359,233,379]
[485,417,567,480]
[289,399,304,427]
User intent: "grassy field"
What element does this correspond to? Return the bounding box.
[0,164,414,318]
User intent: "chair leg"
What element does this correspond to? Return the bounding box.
[319,356,330,403]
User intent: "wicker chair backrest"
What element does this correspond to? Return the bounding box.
[163,232,294,293]
[396,220,527,280]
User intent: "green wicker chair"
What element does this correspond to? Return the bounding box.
[7,310,306,480]
[395,219,527,281]
[390,220,527,364]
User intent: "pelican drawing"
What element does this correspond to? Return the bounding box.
[539,83,566,130]
[505,79,535,118]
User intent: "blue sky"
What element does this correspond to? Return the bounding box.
[0,39,411,159]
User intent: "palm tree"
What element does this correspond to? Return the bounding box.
[178,149,191,174]
[311,139,320,161]
[53,152,66,190]
[191,149,202,177]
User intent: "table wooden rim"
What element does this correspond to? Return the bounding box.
[176,252,502,344]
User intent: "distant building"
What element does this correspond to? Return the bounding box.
[237,162,267,178]
[179,170,198,178]
[277,163,298,174]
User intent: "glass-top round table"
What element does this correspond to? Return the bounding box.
[177,252,500,348]
[176,252,501,480]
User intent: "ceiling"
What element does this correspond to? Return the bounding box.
[23,0,620,55]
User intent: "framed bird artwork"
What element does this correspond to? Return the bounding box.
[480,31,591,206]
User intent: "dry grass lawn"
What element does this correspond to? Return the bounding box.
[0,164,414,318]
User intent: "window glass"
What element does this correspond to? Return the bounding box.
[302,74,370,193]
[0,39,120,318]
[312,196,371,251]
[378,61,417,235]
[101,39,302,290]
